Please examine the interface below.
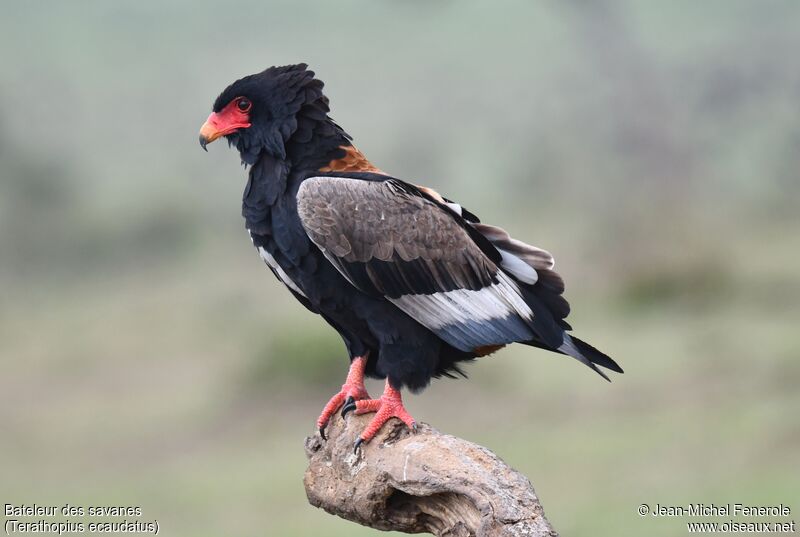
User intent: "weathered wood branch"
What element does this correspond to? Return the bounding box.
[304,413,558,536]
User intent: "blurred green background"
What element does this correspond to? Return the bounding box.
[1,1,798,535]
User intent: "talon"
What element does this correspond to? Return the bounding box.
[341,396,356,418]
[411,422,418,433]
[354,438,364,453]
[315,355,370,434]
[351,380,418,443]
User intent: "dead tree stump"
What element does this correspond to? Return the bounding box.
[304,412,558,536]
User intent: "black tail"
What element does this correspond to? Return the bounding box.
[524,334,623,381]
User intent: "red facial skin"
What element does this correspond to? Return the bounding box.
[198,97,251,147]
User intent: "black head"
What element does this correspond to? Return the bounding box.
[199,63,327,164]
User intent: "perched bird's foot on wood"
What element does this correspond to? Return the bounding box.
[317,354,370,440]
[304,415,559,536]
[345,380,416,449]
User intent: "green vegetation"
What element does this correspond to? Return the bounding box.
[1,2,798,536]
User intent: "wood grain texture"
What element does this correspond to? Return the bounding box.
[304,413,559,537]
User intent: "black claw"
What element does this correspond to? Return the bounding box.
[353,438,364,453]
[411,422,419,433]
[319,425,327,441]
[341,396,357,418]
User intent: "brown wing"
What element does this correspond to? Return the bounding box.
[296,176,542,351]
[409,183,569,325]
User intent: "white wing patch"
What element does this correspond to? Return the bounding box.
[443,202,462,216]
[470,222,555,270]
[390,272,532,327]
[258,247,307,298]
[497,248,539,284]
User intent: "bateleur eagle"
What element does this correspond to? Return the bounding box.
[199,63,622,448]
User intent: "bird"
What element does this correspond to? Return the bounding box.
[198,63,622,449]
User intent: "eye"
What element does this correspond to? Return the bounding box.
[237,97,251,112]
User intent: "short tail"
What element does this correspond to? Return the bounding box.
[524,334,623,381]
[557,334,623,381]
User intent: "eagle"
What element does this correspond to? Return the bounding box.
[199,64,622,449]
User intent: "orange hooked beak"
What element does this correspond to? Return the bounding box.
[198,114,224,150]
[198,101,251,151]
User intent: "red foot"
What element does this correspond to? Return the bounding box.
[352,381,417,445]
[317,355,370,438]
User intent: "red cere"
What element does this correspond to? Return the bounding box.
[202,97,252,140]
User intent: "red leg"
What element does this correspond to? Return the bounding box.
[349,380,417,449]
[317,354,370,439]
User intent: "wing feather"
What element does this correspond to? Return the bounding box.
[295,174,620,379]
[297,176,543,351]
